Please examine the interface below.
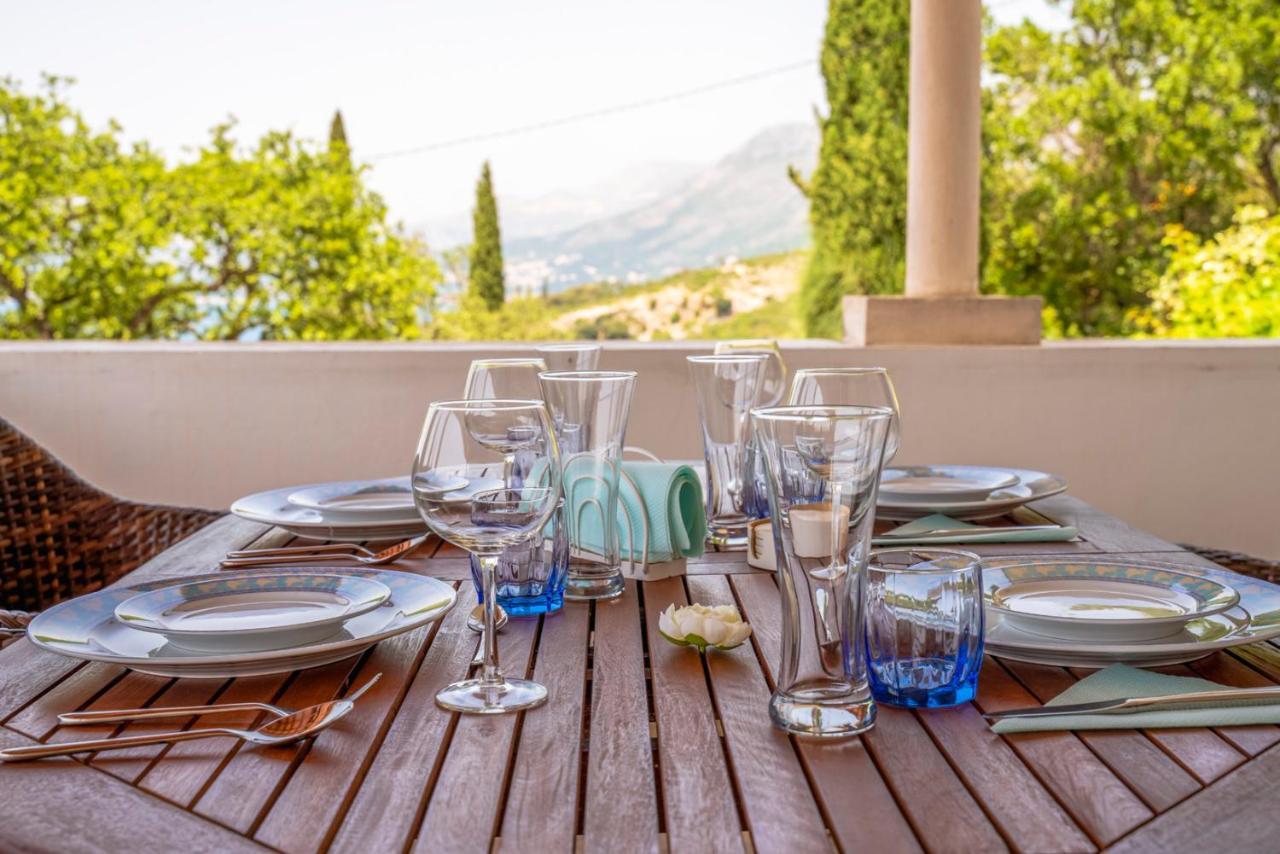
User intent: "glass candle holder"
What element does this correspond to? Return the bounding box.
[865,548,985,708]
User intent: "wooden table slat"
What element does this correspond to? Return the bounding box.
[411,615,541,853]
[495,601,590,854]
[1000,659,1202,812]
[255,619,443,853]
[976,661,1154,845]
[642,576,746,854]
[581,580,661,854]
[326,581,479,854]
[729,572,925,854]
[686,575,832,853]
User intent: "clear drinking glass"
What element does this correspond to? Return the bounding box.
[412,399,562,714]
[535,343,601,372]
[752,404,895,737]
[538,370,636,601]
[464,357,547,401]
[789,367,902,461]
[688,354,768,547]
[463,355,569,614]
[715,340,787,520]
[865,548,985,708]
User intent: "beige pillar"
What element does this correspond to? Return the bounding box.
[842,0,1041,345]
[904,0,981,298]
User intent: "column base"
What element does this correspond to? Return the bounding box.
[842,295,1042,346]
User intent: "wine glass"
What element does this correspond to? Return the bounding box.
[412,399,562,714]
[464,358,547,400]
[789,367,902,460]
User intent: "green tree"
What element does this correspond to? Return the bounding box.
[0,76,180,338]
[170,123,438,340]
[329,109,348,149]
[0,77,438,340]
[982,0,1280,336]
[1139,206,1280,337]
[793,0,910,337]
[469,160,505,311]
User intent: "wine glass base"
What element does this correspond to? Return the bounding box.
[435,678,548,714]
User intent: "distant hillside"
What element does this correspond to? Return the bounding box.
[505,123,817,294]
[545,249,807,341]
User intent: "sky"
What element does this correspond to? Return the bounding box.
[5,0,1065,231]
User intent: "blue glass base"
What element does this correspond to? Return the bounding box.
[479,588,564,616]
[868,655,982,709]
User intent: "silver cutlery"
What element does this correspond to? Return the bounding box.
[221,535,428,569]
[60,699,297,725]
[1,673,381,762]
[983,685,1280,720]
[877,524,1066,540]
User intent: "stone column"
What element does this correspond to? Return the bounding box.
[842,0,1041,346]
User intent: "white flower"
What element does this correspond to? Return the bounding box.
[658,603,753,652]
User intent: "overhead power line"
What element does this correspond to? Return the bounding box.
[367,59,818,161]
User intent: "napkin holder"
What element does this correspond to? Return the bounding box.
[614,447,689,582]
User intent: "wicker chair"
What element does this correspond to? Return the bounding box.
[1180,544,1280,585]
[1,418,222,648]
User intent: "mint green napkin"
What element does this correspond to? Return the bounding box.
[567,460,706,564]
[872,513,1079,545]
[992,664,1280,732]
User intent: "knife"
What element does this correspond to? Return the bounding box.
[983,686,1280,720]
[876,524,1067,539]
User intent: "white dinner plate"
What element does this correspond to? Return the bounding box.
[287,478,419,522]
[232,483,428,541]
[876,467,1068,520]
[988,562,1239,643]
[879,466,1020,504]
[114,572,392,653]
[981,558,1280,667]
[26,568,456,678]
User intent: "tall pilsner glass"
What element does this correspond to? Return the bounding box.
[688,354,768,548]
[752,404,894,737]
[538,371,636,601]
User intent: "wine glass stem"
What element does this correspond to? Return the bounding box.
[477,554,504,687]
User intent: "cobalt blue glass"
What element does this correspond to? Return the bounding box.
[865,548,984,708]
[471,498,569,616]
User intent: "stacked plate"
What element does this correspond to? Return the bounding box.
[26,568,456,678]
[877,465,1068,520]
[231,475,506,541]
[983,558,1280,667]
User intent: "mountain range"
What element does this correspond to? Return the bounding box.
[420,122,818,295]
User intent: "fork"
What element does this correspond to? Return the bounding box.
[220,535,429,569]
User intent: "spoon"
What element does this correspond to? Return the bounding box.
[0,673,381,763]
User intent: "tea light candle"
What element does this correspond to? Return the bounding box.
[789,503,851,559]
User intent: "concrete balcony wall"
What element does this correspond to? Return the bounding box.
[2,340,1278,558]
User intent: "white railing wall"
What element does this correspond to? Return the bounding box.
[2,340,1278,558]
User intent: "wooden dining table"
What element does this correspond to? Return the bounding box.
[2,494,1279,853]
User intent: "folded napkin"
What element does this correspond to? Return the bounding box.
[567,460,706,564]
[992,664,1280,733]
[872,513,1079,545]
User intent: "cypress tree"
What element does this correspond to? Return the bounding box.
[794,0,910,337]
[469,161,506,311]
[329,109,351,170]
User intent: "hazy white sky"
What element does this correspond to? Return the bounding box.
[6,0,1063,229]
